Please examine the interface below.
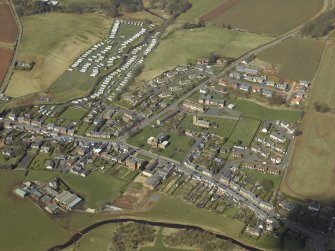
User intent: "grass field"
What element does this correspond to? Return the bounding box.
[258,38,325,81]
[178,115,238,139]
[0,170,69,251]
[206,0,323,35]
[281,42,335,204]
[228,118,260,147]
[25,170,129,208]
[138,24,273,81]
[6,13,113,97]
[235,100,302,122]
[176,0,225,23]
[60,107,89,121]
[127,127,195,162]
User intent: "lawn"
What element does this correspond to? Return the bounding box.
[207,0,323,35]
[0,170,69,251]
[228,118,260,147]
[258,37,325,81]
[25,170,129,208]
[138,24,273,81]
[127,127,195,162]
[60,107,89,121]
[281,42,335,204]
[235,99,302,122]
[178,115,238,139]
[6,13,113,97]
[176,0,226,23]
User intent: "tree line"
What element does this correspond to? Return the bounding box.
[301,9,335,37]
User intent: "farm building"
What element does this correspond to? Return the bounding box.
[55,191,82,210]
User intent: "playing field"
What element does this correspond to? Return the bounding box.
[138,24,273,81]
[6,13,113,97]
[60,107,89,121]
[0,170,69,251]
[258,38,325,81]
[202,0,323,35]
[176,0,226,23]
[235,100,302,122]
[0,47,13,84]
[281,42,335,204]
[0,2,18,43]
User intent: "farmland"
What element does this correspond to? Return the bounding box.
[281,42,335,203]
[176,0,225,23]
[138,24,273,81]
[0,170,69,251]
[6,13,113,97]
[202,0,323,35]
[257,38,325,81]
[235,100,302,122]
[0,1,18,44]
[0,47,13,84]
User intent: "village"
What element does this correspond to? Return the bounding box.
[0,17,332,247]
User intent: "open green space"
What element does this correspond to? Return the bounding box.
[281,42,335,204]
[179,115,238,139]
[60,107,89,121]
[235,99,301,122]
[6,13,113,97]
[0,170,69,251]
[138,24,273,81]
[127,127,195,162]
[228,118,260,147]
[258,37,325,81]
[25,170,129,208]
[241,168,283,189]
[208,0,323,35]
[176,0,225,23]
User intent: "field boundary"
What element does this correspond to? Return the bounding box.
[200,0,241,22]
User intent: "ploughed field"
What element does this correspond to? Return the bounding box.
[0,0,18,86]
[0,1,18,43]
[200,0,323,35]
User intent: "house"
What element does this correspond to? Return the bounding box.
[125,157,138,170]
[270,132,286,143]
[218,78,227,86]
[276,83,288,91]
[262,89,273,98]
[183,100,204,112]
[261,121,271,133]
[245,226,262,237]
[2,148,15,158]
[259,201,274,211]
[299,80,310,88]
[291,97,302,105]
[15,186,29,198]
[308,201,321,212]
[260,149,270,159]
[199,87,208,94]
[45,160,55,170]
[279,200,295,211]
[252,86,262,93]
[239,84,250,92]
[193,115,210,128]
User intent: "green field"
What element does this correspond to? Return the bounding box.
[241,168,283,189]
[138,24,273,81]
[235,100,302,122]
[127,127,195,162]
[208,0,323,35]
[178,115,238,139]
[282,42,335,204]
[25,170,129,208]
[228,118,260,147]
[258,37,325,81]
[0,171,69,251]
[176,0,225,23]
[60,107,89,121]
[6,13,113,98]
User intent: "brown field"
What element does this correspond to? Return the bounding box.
[202,0,323,35]
[0,2,18,43]
[200,0,240,21]
[281,42,335,204]
[0,47,13,83]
